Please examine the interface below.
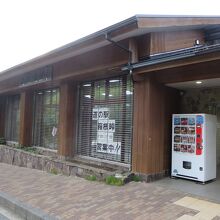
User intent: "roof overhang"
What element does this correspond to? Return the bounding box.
[130,47,220,84]
[1,15,220,82]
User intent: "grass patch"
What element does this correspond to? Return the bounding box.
[16,146,38,154]
[23,147,38,154]
[86,175,97,181]
[131,174,141,182]
[105,175,124,186]
[50,168,58,175]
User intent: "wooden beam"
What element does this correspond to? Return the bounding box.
[58,83,77,158]
[137,16,220,29]
[132,78,150,173]
[19,91,33,146]
[129,38,139,63]
[132,77,180,174]
[155,59,220,84]
[133,51,220,76]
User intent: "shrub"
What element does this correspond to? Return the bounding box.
[50,168,58,175]
[0,137,6,145]
[131,174,141,182]
[17,146,38,154]
[105,175,124,186]
[24,147,38,154]
[86,175,97,181]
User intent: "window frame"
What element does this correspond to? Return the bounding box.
[32,88,60,150]
[77,75,133,164]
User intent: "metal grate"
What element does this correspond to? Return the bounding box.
[5,95,20,142]
[32,88,59,149]
[77,75,133,164]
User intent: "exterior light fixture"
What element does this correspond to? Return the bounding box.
[196,81,202,84]
[109,79,120,83]
[83,84,91,87]
[84,95,91,98]
[126,90,133,95]
[194,39,200,46]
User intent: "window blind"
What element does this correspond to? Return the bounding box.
[5,95,20,142]
[32,89,59,149]
[77,75,133,164]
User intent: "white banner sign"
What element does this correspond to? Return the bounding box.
[97,131,114,143]
[92,107,120,155]
[93,141,121,155]
[92,108,109,120]
[97,119,115,132]
[51,126,57,137]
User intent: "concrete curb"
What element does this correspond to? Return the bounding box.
[0,191,59,220]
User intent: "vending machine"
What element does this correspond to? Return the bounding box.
[171,114,217,183]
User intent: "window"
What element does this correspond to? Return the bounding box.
[5,95,20,142]
[33,89,59,149]
[77,75,133,164]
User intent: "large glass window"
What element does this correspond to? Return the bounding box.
[77,75,133,164]
[5,95,20,142]
[33,89,59,149]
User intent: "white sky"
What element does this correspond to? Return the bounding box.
[0,0,220,72]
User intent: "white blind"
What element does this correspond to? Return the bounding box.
[33,89,59,149]
[77,75,133,164]
[5,95,20,142]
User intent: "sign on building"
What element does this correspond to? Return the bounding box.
[93,107,121,155]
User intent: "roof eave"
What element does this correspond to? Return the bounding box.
[1,15,220,81]
[0,16,139,81]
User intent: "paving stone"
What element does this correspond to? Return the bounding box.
[0,163,219,219]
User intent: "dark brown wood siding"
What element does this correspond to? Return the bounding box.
[150,30,205,54]
[58,83,77,157]
[132,77,180,174]
[19,91,33,146]
[0,97,6,137]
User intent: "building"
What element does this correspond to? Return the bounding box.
[1,15,220,180]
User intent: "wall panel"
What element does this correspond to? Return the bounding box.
[132,77,180,174]
[150,30,205,54]
[58,83,77,157]
[19,91,33,146]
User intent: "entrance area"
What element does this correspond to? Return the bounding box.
[160,78,220,202]
[156,167,220,203]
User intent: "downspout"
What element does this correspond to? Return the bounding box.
[105,33,133,75]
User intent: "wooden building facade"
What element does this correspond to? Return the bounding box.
[1,15,220,179]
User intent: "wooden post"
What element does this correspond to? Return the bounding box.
[129,38,139,63]
[0,97,6,137]
[58,83,77,158]
[19,91,33,146]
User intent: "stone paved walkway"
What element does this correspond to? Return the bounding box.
[0,163,219,220]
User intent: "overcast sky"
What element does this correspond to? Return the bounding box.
[0,0,220,72]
